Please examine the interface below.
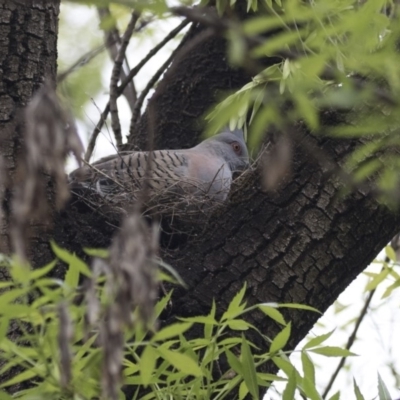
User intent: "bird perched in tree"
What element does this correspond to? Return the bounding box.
[69,128,249,207]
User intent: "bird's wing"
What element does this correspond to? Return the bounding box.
[69,150,189,197]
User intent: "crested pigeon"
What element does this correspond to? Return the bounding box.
[69,128,249,207]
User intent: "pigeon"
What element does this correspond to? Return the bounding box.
[69,128,249,206]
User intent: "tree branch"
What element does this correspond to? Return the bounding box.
[109,11,140,148]
[97,7,137,111]
[85,19,189,161]
[322,289,376,398]
[128,28,214,138]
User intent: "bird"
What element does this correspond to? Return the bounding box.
[69,128,249,207]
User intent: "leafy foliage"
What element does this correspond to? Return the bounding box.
[0,248,367,399]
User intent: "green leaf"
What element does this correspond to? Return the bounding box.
[302,374,322,400]
[179,315,217,325]
[0,318,9,345]
[243,15,284,35]
[226,349,243,375]
[30,260,57,280]
[156,348,203,377]
[310,346,357,357]
[0,282,13,289]
[0,367,43,388]
[272,356,299,380]
[152,322,192,342]
[365,268,390,291]
[83,248,109,258]
[0,391,13,399]
[156,258,186,288]
[227,319,250,331]
[258,372,286,382]
[282,369,296,400]
[252,30,305,57]
[385,246,396,262]
[329,391,341,400]
[301,352,315,385]
[154,291,173,319]
[382,279,400,299]
[258,304,286,325]
[241,335,259,399]
[304,330,335,349]
[354,378,366,400]
[278,303,321,313]
[51,241,91,278]
[0,288,29,308]
[0,305,32,318]
[222,283,247,321]
[205,300,216,339]
[239,380,249,400]
[377,373,392,400]
[139,345,158,386]
[270,323,291,354]
[294,92,319,130]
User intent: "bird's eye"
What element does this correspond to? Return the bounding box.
[231,142,241,155]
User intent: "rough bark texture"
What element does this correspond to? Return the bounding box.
[0,0,399,394]
[0,0,59,256]
[0,0,60,390]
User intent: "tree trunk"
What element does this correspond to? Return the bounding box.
[0,0,59,257]
[0,0,60,389]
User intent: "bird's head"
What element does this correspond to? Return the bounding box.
[201,128,250,173]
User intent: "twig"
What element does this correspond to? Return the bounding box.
[321,285,377,398]
[119,19,190,95]
[109,11,140,148]
[129,44,182,136]
[57,43,109,83]
[85,103,110,162]
[86,19,189,161]
[128,27,215,142]
[97,7,137,110]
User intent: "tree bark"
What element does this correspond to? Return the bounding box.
[0,0,60,390]
[0,0,59,257]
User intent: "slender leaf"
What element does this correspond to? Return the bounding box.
[270,323,291,354]
[329,392,341,400]
[140,345,158,386]
[226,349,243,375]
[227,319,250,331]
[301,351,315,385]
[354,378,366,400]
[385,246,396,262]
[152,322,192,342]
[304,330,335,350]
[258,305,286,325]
[30,260,57,280]
[377,373,392,400]
[310,346,356,357]
[241,335,259,399]
[156,348,203,376]
[222,283,247,321]
[83,248,109,258]
[239,380,249,400]
[278,303,321,313]
[282,369,296,400]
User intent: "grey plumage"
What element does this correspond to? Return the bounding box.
[69,128,249,204]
